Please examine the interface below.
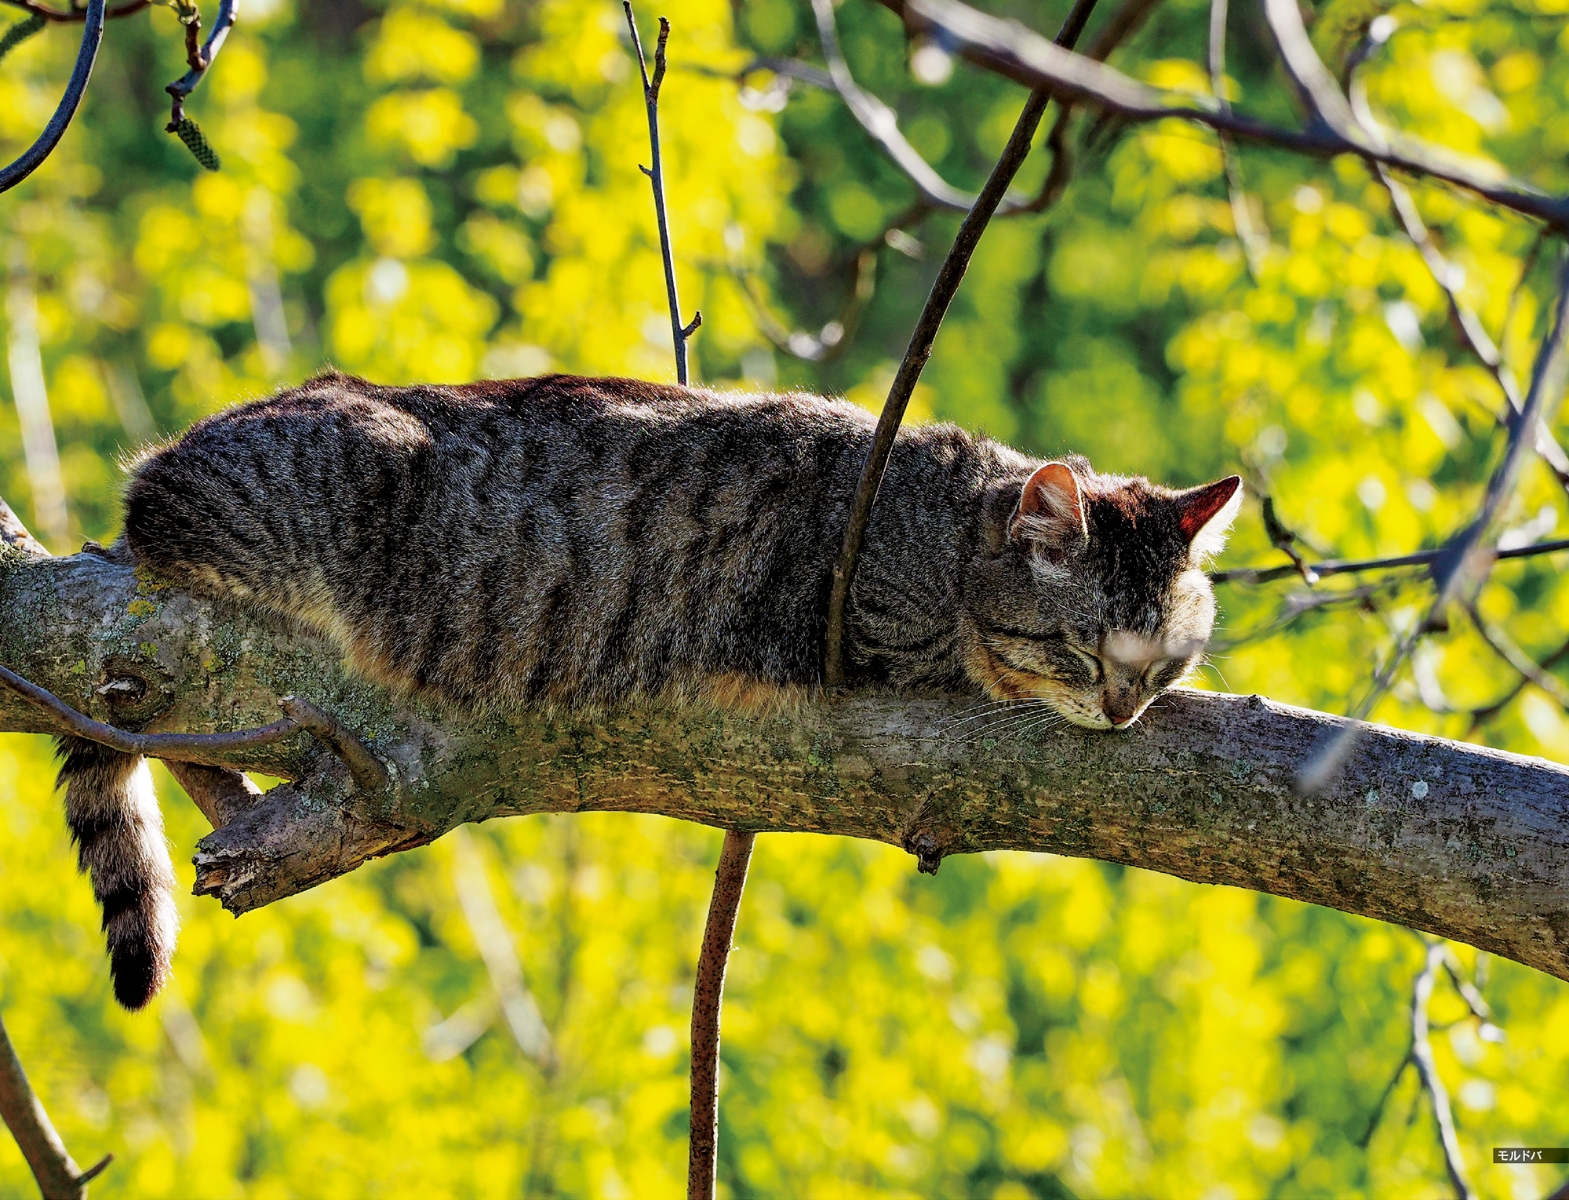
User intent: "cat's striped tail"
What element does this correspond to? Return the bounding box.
[55,738,178,1010]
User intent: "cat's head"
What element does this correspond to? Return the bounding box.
[963,458,1242,730]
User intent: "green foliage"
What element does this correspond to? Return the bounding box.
[0,0,1566,1194]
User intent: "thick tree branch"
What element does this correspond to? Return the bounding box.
[2,546,1568,982]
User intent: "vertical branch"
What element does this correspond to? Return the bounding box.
[687,829,754,1200]
[5,254,69,546]
[620,11,747,1191]
[822,0,1102,685]
[0,1010,112,1200]
[624,2,701,385]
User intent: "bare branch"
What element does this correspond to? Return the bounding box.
[1024,0,1164,216]
[1409,942,1476,1200]
[625,2,698,384]
[1297,260,1569,792]
[1428,257,1569,610]
[810,0,986,213]
[0,662,387,787]
[1466,635,1569,726]
[1211,535,1569,585]
[824,0,1104,686]
[1465,603,1569,711]
[162,0,233,107]
[1207,0,1267,279]
[1439,948,1497,1028]
[687,830,754,1200]
[0,1009,112,1200]
[1345,50,1569,491]
[0,0,146,22]
[868,0,1569,228]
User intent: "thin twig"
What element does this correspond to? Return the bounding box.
[1211,535,1569,585]
[162,0,234,126]
[823,0,1103,686]
[0,0,144,22]
[0,0,104,193]
[0,663,387,789]
[0,1009,112,1200]
[1409,942,1477,1200]
[1207,0,1267,279]
[1346,46,1569,492]
[869,0,1569,229]
[1024,0,1165,214]
[176,0,204,72]
[1464,603,1569,709]
[1439,948,1497,1028]
[1296,260,1569,793]
[280,695,389,793]
[1357,1052,1412,1148]
[811,0,1020,214]
[624,2,699,385]
[1466,635,1569,725]
[688,829,755,1200]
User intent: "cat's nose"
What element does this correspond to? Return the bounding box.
[1102,692,1139,726]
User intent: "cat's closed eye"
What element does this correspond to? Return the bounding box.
[1067,645,1103,682]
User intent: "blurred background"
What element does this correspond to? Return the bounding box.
[1,0,1567,1192]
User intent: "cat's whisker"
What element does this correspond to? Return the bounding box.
[955,702,1067,742]
[940,698,1018,724]
[939,696,1052,727]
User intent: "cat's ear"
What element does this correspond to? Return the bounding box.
[1176,476,1243,562]
[1011,462,1088,554]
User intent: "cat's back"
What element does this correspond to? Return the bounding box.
[124,372,886,706]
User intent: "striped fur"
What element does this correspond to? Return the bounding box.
[72,372,1240,1007]
[55,739,178,1010]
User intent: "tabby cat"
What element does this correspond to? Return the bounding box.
[60,372,1242,1007]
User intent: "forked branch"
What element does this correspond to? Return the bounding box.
[868,0,1569,228]
[624,2,700,384]
[823,0,1103,685]
[0,1010,112,1200]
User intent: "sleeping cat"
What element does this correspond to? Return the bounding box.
[60,371,1242,1008]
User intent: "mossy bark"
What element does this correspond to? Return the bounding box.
[3,530,1568,980]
